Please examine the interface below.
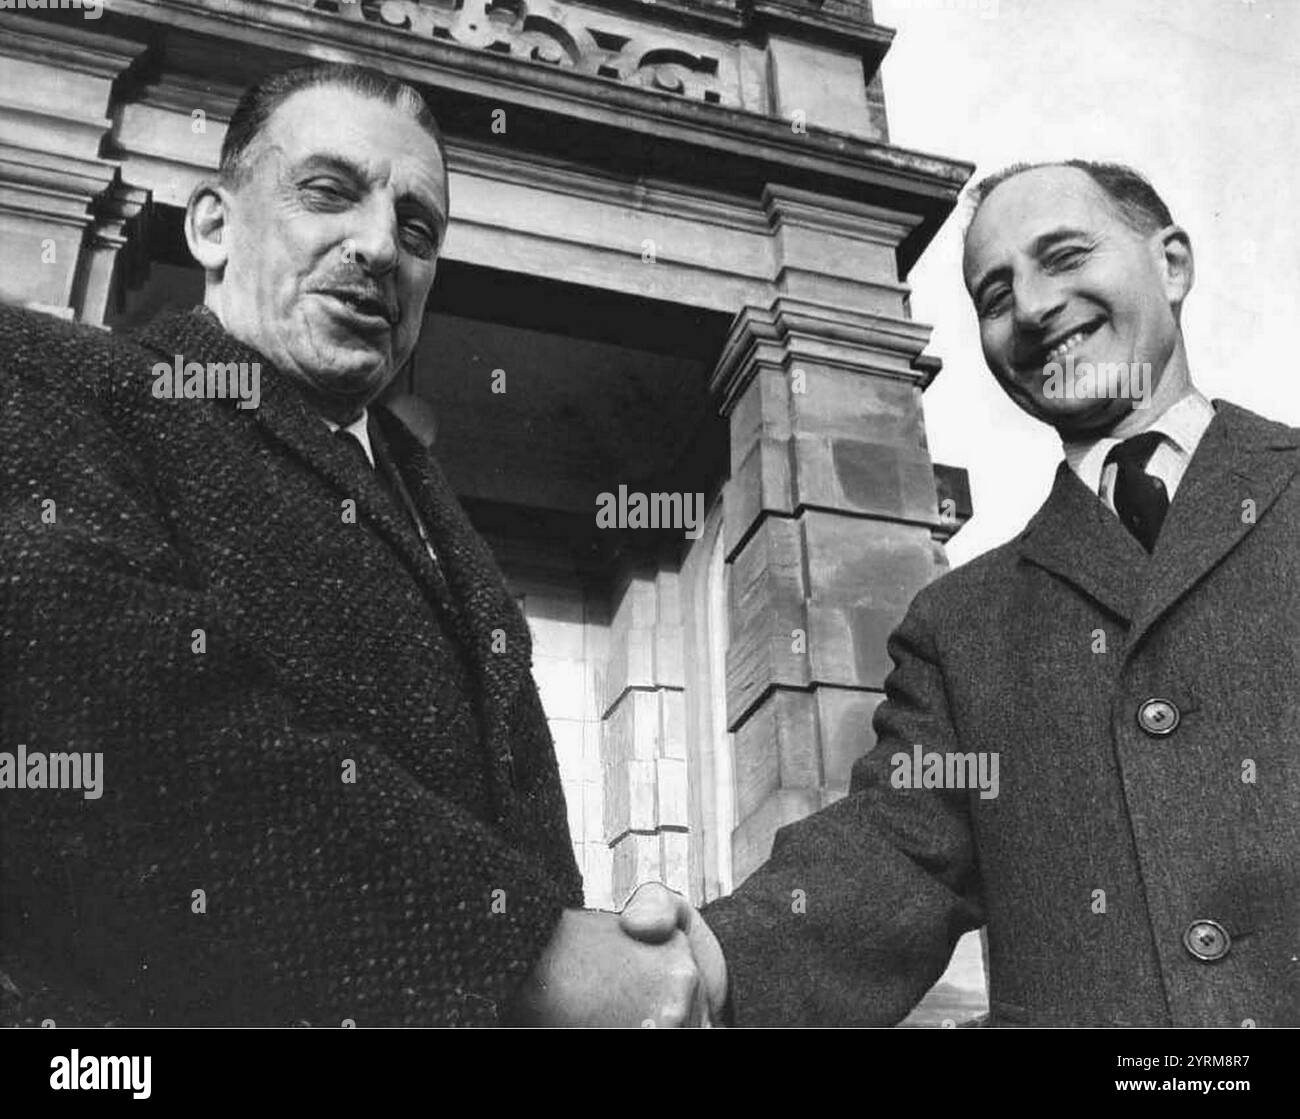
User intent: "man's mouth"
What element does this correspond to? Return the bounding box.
[1025,319,1103,370]
[318,289,397,329]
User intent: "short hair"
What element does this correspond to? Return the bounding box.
[218,62,447,187]
[965,160,1174,238]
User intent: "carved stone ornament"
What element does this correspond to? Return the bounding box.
[287,0,738,106]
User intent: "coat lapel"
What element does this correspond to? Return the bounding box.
[1018,461,1146,623]
[1127,400,1300,648]
[133,307,443,596]
[132,308,535,799]
[372,405,534,795]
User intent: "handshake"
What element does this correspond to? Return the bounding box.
[510,883,729,1027]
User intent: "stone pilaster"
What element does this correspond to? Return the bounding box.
[711,288,951,882]
[0,15,151,322]
[600,563,691,904]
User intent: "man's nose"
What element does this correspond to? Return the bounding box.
[1011,272,1066,333]
[345,196,400,276]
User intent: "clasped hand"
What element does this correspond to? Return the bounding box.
[510,883,727,1027]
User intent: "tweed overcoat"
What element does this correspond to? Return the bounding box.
[0,303,582,1025]
[705,400,1300,1026]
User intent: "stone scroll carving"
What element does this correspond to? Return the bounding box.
[291,0,737,106]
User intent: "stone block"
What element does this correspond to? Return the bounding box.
[583,720,603,783]
[584,842,614,910]
[731,788,822,885]
[802,511,938,611]
[661,831,690,895]
[549,718,585,783]
[731,689,818,819]
[656,756,689,828]
[563,781,584,846]
[611,832,662,905]
[531,655,588,721]
[732,700,781,821]
[816,686,883,788]
[789,367,926,445]
[766,36,873,139]
[583,779,604,842]
[526,610,586,661]
[661,690,687,760]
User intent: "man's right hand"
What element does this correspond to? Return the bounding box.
[618,882,728,1024]
[510,907,709,1027]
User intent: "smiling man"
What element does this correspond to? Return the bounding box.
[624,160,1300,1027]
[0,62,707,1027]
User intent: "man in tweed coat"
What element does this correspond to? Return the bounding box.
[627,161,1300,1027]
[0,63,705,1026]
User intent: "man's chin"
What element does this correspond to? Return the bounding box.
[291,348,394,409]
[1034,396,1132,438]
[1005,384,1130,437]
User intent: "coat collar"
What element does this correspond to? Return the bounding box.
[131,307,534,792]
[1018,461,1148,623]
[1019,399,1300,641]
[1128,399,1300,646]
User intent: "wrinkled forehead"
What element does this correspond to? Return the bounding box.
[962,167,1121,289]
[250,85,445,191]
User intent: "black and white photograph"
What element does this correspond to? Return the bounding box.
[0,0,1294,1092]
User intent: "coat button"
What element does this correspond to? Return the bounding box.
[1183,919,1230,961]
[1137,698,1180,736]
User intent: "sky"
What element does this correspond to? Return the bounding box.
[874,0,1300,565]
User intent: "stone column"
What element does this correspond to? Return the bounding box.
[600,562,691,904]
[0,16,150,322]
[710,188,953,879]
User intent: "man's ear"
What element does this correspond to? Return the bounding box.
[185,181,231,273]
[1157,224,1194,314]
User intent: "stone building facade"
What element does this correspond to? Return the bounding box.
[0,0,977,1017]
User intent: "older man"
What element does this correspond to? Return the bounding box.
[0,62,702,1027]
[629,160,1300,1027]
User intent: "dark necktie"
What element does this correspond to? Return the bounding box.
[334,426,372,471]
[1104,430,1169,552]
[335,421,445,580]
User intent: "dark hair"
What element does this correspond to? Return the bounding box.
[219,62,447,186]
[966,160,1174,237]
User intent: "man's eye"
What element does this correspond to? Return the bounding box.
[980,289,1010,317]
[401,224,438,257]
[303,181,351,203]
[1044,247,1086,270]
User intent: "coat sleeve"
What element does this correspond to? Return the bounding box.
[702,585,986,1025]
[0,343,572,1026]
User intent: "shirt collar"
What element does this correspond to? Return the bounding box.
[1063,387,1214,494]
[321,408,375,468]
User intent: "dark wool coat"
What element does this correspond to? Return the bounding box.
[0,303,582,1026]
[706,400,1300,1026]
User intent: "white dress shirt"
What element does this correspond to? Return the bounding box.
[321,409,375,468]
[1063,389,1216,513]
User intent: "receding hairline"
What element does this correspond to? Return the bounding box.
[219,76,447,189]
[963,160,1175,245]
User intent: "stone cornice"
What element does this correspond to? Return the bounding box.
[0,12,148,79]
[97,0,969,270]
[762,182,922,244]
[710,296,936,415]
[749,0,894,60]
